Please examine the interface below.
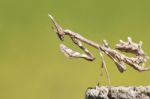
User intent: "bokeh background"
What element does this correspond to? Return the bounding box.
[0,0,150,99]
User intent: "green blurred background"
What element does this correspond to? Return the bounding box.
[0,0,150,99]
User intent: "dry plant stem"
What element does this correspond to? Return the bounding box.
[85,86,150,99]
[48,14,150,80]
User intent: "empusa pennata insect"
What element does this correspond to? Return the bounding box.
[49,14,150,84]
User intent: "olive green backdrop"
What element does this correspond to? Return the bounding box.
[0,0,150,99]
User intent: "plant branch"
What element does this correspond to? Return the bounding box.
[85,86,150,99]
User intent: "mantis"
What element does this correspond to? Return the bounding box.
[49,14,150,84]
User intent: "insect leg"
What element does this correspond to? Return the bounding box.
[71,37,95,61]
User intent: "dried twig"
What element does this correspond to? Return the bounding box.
[85,86,150,99]
[48,14,150,83]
